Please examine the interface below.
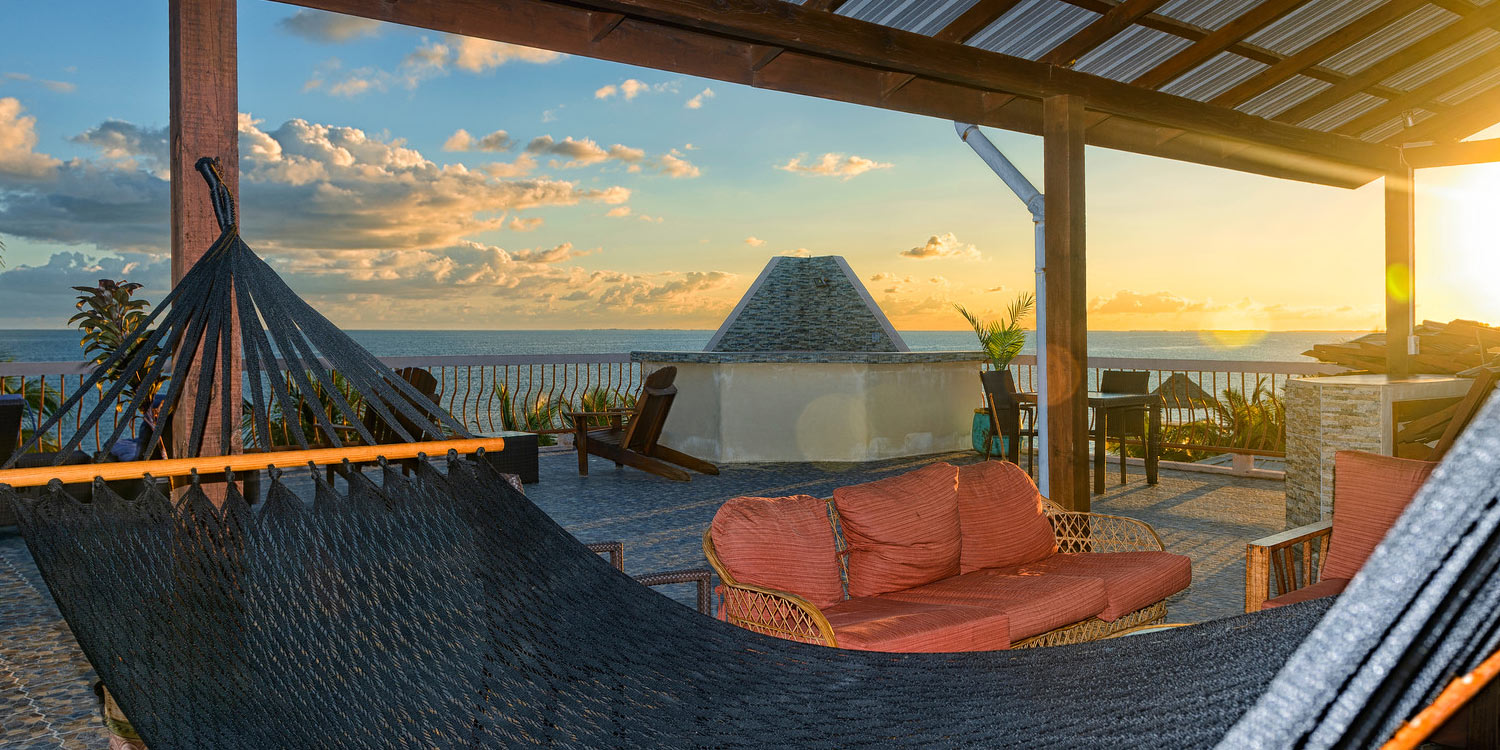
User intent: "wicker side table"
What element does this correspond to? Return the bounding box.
[478,430,540,483]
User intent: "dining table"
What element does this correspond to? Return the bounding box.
[1014,391,1163,495]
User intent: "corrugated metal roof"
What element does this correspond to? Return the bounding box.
[1156,0,1267,31]
[1237,74,1332,117]
[837,0,981,35]
[1160,52,1268,100]
[966,0,1099,59]
[1436,65,1500,104]
[1379,29,1500,91]
[1362,108,1436,140]
[1245,0,1389,56]
[1320,5,1457,74]
[1299,91,1387,128]
[1072,26,1193,81]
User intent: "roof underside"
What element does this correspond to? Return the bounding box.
[287,0,1500,188]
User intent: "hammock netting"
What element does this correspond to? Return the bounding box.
[4,159,1500,748]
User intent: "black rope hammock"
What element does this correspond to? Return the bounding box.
[4,160,1500,748]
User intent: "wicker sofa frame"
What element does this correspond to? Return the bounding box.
[704,498,1173,649]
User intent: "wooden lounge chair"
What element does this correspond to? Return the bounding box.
[567,366,717,482]
[1393,365,1500,461]
[326,367,444,479]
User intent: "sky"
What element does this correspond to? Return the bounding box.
[0,2,1497,333]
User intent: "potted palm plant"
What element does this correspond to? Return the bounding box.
[954,293,1034,456]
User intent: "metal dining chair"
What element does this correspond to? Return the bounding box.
[1100,370,1151,484]
[980,369,1037,476]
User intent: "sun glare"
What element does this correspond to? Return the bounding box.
[1432,168,1500,322]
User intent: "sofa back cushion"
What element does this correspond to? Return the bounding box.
[833,462,962,598]
[955,461,1057,572]
[1321,450,1437,581]
[710,495,845,609]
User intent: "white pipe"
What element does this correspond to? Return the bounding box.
[954,122,1049,496]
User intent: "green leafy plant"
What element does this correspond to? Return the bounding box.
[1122,377,1285,462]
[69,279,168,418]
[493,383,561,446]
[575,386,637,428]
[955,292,1035,370]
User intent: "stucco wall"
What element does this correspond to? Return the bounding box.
[648,360,982,463]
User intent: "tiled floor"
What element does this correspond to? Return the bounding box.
[0,450,1286,747]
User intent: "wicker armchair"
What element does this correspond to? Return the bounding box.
[1244,521,1333,613]
[704,500,1172,649]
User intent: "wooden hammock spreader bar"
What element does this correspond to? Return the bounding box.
[0,437,507,489]
[1382,646,1500,750]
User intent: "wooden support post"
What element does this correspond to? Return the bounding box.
[1385,163,1415,378]
[170,0,241,467]
[1044,94,1090,512]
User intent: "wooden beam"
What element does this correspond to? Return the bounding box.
[1210,0,1428,108]
[1386,164,1415,377]
[933,0,1027,43]
[803,0,850,10]
[1401,138,1500,167]
[1276,2,1500,126]
[1132,0,1314,90]
[1335,49,1500,137]
[1383,85,1500,145]
[1044,94,1089,512]
[170,0,241,468]
[279,0,1399,176]
[1042,0,1171,66]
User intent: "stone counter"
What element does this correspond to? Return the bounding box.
[1285,374,1471,525]
[634,351,988,463]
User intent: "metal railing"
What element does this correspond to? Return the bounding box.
[1005,355,1345,460]
[2,353,1341,457]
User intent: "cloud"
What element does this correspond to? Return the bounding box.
[507,216,543,232]
[869,272,896,282]
[305,35,561,96]
[481,154,537,178]
[900,232,981,261]
[70,120,169,177]
[524,135,698,177]
[2,72,76,94]
[0,98,61,179]
[781,248,813,257]
[1088,289,1208,315]
[509,242,586,263]
[277,10,382,42]
[638,214,664,224]
[685,88,715,109]
[606,206,632,218]
[777,153,892,179]
[0,251,170,326]
[594,78,678,100]
[443,128,513,152]
[744,236,765,247]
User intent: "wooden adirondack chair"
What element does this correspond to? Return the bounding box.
[567,366,718,482]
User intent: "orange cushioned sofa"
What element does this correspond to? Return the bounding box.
[703,460,1191,652]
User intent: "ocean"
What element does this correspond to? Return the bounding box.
[0,328,1365,364]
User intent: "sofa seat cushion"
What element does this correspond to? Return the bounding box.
[1262,578,1349,610]
[995,552,1192,621]
[1322,451,1436,581]
[834,462,963,598]
[880,571,1108,640]
[710,495,845,609]
[955,461,1057,572]
[821,597,1011,652]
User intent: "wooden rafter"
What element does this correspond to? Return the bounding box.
[1384,85,1500,145]
[1042,0,1171,66]
[1334,48,1500,137]
[277,0,1399,182]
[1209,0,1428,108]
[1401,138,1500,167]
[1131,0,1313,90]
[1275,1,1500,126]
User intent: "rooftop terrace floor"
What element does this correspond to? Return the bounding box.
[1,450,1285,749]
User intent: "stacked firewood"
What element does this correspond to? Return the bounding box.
[1304,319,1500,376]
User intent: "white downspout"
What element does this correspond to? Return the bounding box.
[954,122,1050,496]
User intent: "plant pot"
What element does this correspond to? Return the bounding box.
[971,409,1009,456]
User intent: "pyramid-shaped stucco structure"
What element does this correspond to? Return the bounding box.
[706,256,908,352]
